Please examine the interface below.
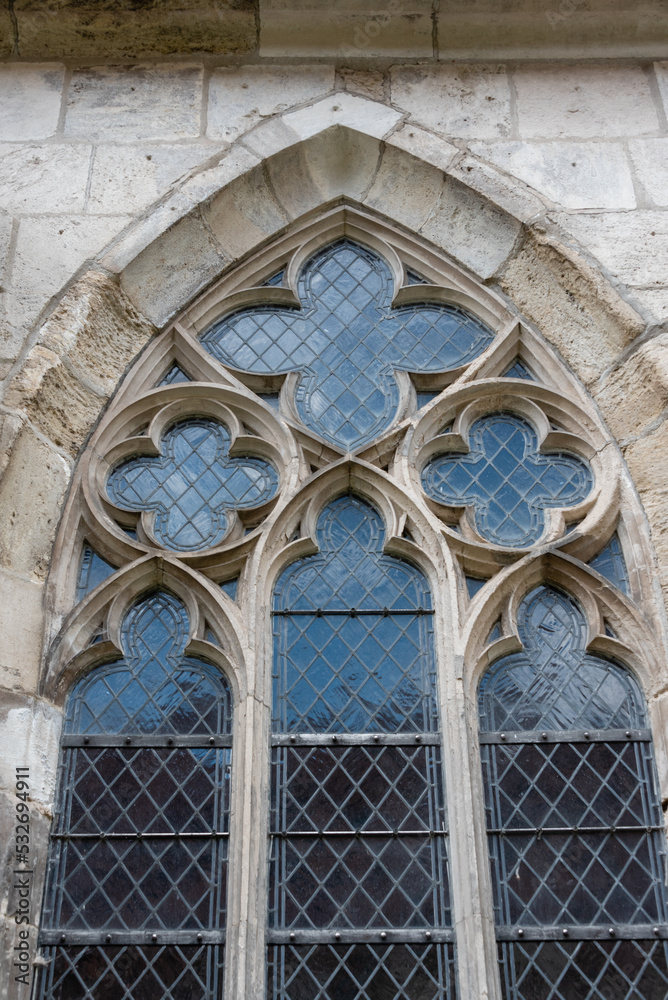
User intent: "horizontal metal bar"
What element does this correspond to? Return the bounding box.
[272,608,433,617]
[39,930,226,946]
[62,735,232,748]
[267,929,454,945]
[272,733,440,747]
[269,829,448,838]
[488,825,663,836]
[479,729,651,745]
[50,831,228,840]
[496,924,668,942]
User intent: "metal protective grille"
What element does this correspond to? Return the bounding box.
[479,586,668,999]
[202,240,493,452]
[269,496,454,998]
[37,592,231,1000]
[421,413,592,547]
[107,418,278,552]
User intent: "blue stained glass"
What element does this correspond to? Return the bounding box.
[76,543,115,600]
[201,240,494,452]
[273,496,437,733]
[479,587,644,733]
[106,418,278,552]
[416,390,440,409]
[466,576,487,599]
[67,592,232,736]
[159,363,191,386]
[589,533,630,595]
[220,577,238,601]
[501,358,534,380]
[421,413,593,548]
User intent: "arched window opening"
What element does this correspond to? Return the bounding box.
[36,592,232,1000]
[268,495,455,1000]
[479,586,668,1000]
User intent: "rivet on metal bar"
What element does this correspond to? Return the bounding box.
[335,932,341,941]
[290,932,295,941]
[562,929,569,937]
[608,928,615,936]
[197,934,202,943]
[380,932,387,940]
[106,934,111,944]
[151,934,157,943]
[541,732,547,740]
[518,929,524,937]
[209,737,215,745]
[125,736,131,745]
[425,931,431,940]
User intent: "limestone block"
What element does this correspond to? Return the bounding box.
[282,93,402,141]
[208,65,335,142]
[339,68,385,102]
[420,177,521,280]
[88,143,212,216]
[240,117,302,160]
[296,126,381,204]
[555,211,668,287]
[203,166,288,259]
[470,141,636,211]
[654,62,668,121]
[0,694,61,806]
[365,143,444,231]
[386,123,459,173]
[593,333,668,443]
[623,421,668,608]
[390,64,512,140]
[631,287,668,323]
[64,64,203,142]
[0,213,13,286]
[3,271,155,455]
[0,424,70,580]
[629,138,668,208]
[259,4,433,58]
[265,143,328,221]
[102,145,261,273]
[499,232,644,388]
[0,572,45,695]
[448,156,546,223]
[0,144,91,214]
[13,1,256,60]
[514,64,659,138]
[121,213,229,327]
[0,64,64,142]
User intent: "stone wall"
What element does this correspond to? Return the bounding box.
[1,52,668,999]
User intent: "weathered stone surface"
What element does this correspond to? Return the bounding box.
[88,143,212,216]
[282,92,402,140]
[421,177,521,279]
[623,420,668,608]
[0,424,70,580]
[365,143,444,231]
[0,572,45,695]
[448,155,546,223]
[514,64,659,138]
[390,64,512,140]
[0,693,61,804]
[339,68,385,102]
[593,333,668,444]
[555,211,668,287]
[208,65,335,142]
[386,123,459,172]
[0,214,13,287]
[203,166,287,259]
[65,64,203,142]
[631,287,668,323]
[499,232,645,387]
[259,4,433,59]
[0,64,64,142]
[299,126,381,204]
[9,215,132,332]
[471,140,636,210]
[3,271,155,455]
[0,144,91,214]
[653,61,668,120]
[628,138,668,208]
[121,212,229,327]
[13,1,257,60]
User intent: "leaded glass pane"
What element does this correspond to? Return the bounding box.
[479,586,668,1000]
[422,413,593,548]
[77,543,116,600]
[502,359,535,380]
[159,363,191,385]
[106,418,278,552]
[202,240,493,451]
[37,592,231,1000]
[267,943,457,1000]
[589,533,630,595]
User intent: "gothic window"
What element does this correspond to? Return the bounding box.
[36,593,232,1000]
[40,209,668,1000]
[479,587,668,999]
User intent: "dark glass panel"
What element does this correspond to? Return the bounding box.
[77,544,116,601]
[588,534,630,596]
[502,359,535,381]
[159,363,191,386]
[267,943,457,1000]
[107,418,278,551]
[422,414,592,548]
[202,240,493,451]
